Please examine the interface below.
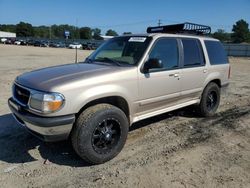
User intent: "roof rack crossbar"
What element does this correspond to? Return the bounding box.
[147,22,211,35]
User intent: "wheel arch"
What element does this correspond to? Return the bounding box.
[207,79,221,88]
[200,78,221,100]
[76,96,131,123]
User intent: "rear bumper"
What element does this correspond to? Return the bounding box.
[8,97,75,142]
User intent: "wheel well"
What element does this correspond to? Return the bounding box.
[77,96,130,120]
[209,79,221,88]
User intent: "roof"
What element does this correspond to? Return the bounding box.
[120,33,216,41]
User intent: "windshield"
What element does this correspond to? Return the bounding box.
[87,36,152,66]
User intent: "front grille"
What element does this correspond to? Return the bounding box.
[13,84,30,105]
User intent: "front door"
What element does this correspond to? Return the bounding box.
[137,38,181,116]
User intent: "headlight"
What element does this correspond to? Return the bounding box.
[29,92,65,113]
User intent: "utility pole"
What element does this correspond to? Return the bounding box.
[75,18,78,64]
[158,19,162,26]
[75,18,78,39]
[49,26,51,40]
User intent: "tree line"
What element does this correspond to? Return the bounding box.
[0,19,249,43]
[0,22,120,40]
[213,19,250,43]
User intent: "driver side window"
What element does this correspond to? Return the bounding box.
[149,38,179,70]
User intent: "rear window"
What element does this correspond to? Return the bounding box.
[205,40,228,65]
[182,39,205,67]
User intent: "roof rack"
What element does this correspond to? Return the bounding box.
[147,22,211,35]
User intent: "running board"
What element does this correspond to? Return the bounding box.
[132,99,200,123]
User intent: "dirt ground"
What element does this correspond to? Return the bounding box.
[0,44,250,188]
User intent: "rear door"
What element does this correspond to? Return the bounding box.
[180,38,207,102]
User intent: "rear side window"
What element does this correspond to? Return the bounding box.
[182,39,205,67]
[205,40,228,65]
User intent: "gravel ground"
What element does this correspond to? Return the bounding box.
[0,44,250,188]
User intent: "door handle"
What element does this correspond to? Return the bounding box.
[203,69,207,73]
[169,73,179,77]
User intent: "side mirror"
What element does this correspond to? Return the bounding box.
[143,58,163,73]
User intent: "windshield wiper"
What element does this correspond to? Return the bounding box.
[85,57,93,63]
[96,57,121,66]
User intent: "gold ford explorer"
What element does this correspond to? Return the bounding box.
[8,23,230,164]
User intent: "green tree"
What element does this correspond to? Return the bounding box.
[106,29,118,36]
[50,24,78,39]
[16,22,34,37]
[73,28,80,39]
[213,29,231,42]
[123,32,132,35]
[34,26,50,38]
[79,27,92,39]
[232,19,249,43]
[92,28,102,40]
[51,24,63,38]
[0,24,16,33]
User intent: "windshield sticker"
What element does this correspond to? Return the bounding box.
[128,37,147,42]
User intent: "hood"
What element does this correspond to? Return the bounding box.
[15,63,121,91]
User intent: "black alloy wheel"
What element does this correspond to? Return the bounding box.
[92,118,121,154]
[206,91,218,112]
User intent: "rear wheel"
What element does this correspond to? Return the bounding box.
[198,82,220,117]
[71,104,129,164]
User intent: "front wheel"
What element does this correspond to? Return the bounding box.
[71,104,129,164]
[198,82,220,117]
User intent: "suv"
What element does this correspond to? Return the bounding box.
[8,23,230,164]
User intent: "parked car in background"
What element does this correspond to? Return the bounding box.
[49,41,66,48]
[41,41,49,47]
[0,38,7,43]
[34,40,49,47]
[20,40,27,45]
[14,40,21,45]
[68,42,82,49]
[4,38,15,44]
[34,40,42,47]
[82,42,93,50]
[49,42,58,48]
[27,39,35,46]
[82,42,102,50]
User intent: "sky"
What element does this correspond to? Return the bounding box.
[0,0,249,34]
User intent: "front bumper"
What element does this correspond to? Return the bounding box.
[8,97,75,142]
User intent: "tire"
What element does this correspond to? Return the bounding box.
[198,82,220,117]
[71,104,129,164]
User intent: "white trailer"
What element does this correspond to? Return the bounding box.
[0,31,16,38]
